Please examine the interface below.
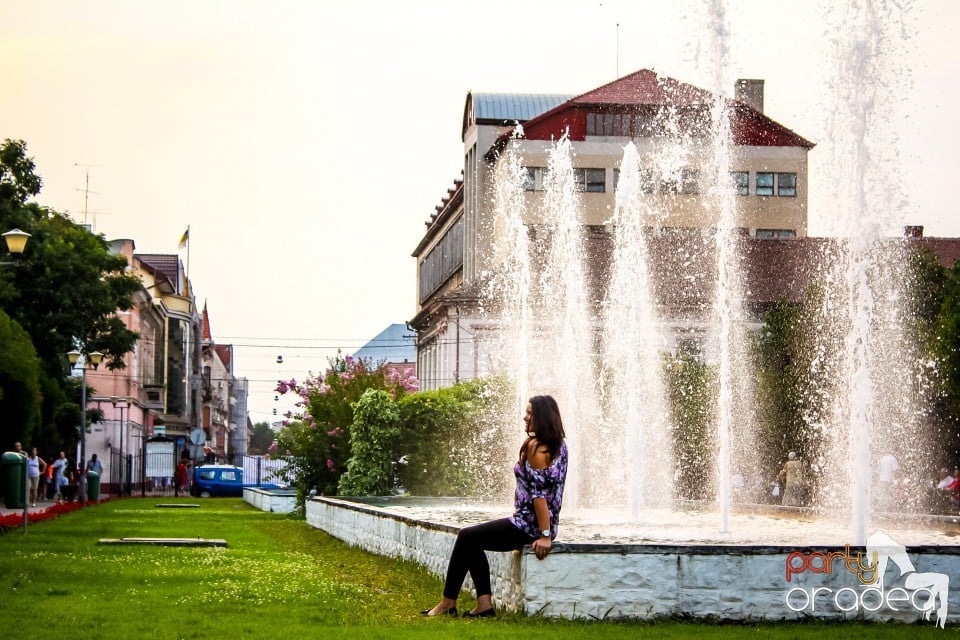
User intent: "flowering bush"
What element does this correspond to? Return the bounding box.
[274,353,418,500]
[0,497,112,534]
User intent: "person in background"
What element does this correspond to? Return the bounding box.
[175,459,188,497]
[51,451,68,502]
[935,467,954,490]
[876,452,899,507]
[76,460,87,502]
[776,452,803,507]
[878,453,899,484]
[422,395,568,618]
[25,447,47,507]
[943,468,960,507]
[40,458,54,500]
[87,453,103,476]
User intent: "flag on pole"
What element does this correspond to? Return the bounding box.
[178,227,189,249]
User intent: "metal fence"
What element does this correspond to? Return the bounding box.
[104,449,289,497]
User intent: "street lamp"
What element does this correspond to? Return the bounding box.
[67,349,103,483]
[111,396,127,495]
[1,228,30,265]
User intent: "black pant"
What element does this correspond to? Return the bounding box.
[443,518,533,600]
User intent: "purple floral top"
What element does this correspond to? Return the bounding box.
[508,441,568,540]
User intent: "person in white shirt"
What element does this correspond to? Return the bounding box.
[87,453,103,475]
[935,467,954,490]
[878,453,899,484]
[25,447,47,506]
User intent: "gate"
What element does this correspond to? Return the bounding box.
[105,448,289,496]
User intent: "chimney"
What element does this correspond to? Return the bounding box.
[903,225,924,238]
[735,79,765,113]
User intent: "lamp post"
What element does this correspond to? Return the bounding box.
[111,397,127,495]
[67,349,104,484]
[4,229,29,531]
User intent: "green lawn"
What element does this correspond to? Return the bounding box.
[0,498,950,639]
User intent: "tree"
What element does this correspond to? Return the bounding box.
[927,259,960,458]
[248,421,276,455]
[664,352,715,500]
[0,139,142,448]
[396,376,512,498]
[0,309,42,446]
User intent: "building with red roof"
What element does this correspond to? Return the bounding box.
[410,69,960,391]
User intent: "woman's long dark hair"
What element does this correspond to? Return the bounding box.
[520,395,565,462]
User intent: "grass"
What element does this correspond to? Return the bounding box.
[0,497,950,639]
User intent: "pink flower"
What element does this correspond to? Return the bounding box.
[326,458,335,472]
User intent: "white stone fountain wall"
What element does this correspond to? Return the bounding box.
[306,496,960,624]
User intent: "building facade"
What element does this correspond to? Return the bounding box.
[411,70,817,390]
[82,239,248,491]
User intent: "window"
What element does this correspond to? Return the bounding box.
[778,173,797,197]
[524,166,548,191]
[198,469,216,481]
[419,216,464,303]
[659,175,678,195]
[635,112,656,137]
[731,171,749,196]
[677,338,703,358]
[680,168,700,195]
[575,168,606,193]
[755,171,797,196]
[639,169,655,194]
[755,229,797,239]
[220,470,238,482]
[755,172,774,196]
[587,113,631,136]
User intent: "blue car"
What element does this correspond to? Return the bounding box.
[190,463,286,497]
[190,465,245,497]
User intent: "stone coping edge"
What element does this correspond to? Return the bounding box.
[310,496,960,555]
[245,487,297,496]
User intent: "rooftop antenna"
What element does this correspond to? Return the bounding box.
[616,22,620,78]
[74,163,102,230]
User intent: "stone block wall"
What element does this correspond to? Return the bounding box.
[305,496,960,626]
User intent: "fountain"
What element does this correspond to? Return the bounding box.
[305,0,960,625]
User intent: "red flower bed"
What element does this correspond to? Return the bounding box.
[0,498,114,533]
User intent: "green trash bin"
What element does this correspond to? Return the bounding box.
[87,470,101,502]
[1,451,26,509]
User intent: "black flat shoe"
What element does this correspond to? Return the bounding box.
[420,607,458,617]
[462,608,495,618]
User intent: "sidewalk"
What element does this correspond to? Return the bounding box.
[0,497,100,518]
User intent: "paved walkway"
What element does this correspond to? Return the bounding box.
[0,497,103,517]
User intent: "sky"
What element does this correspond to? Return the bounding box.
[1,0,958,426]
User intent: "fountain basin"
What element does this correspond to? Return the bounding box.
[244,487,297,513]
[306,496,960,624]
